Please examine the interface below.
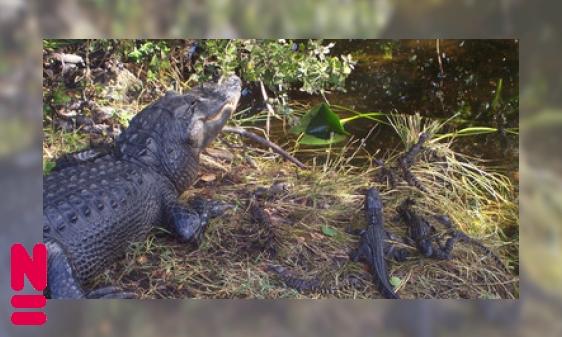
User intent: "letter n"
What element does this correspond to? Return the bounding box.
[11,244,47,292]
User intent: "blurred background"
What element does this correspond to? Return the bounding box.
[1,0,557,336]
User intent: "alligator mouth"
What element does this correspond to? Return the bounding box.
[200,96,239,148]
[186,75,241,151]
[199,75,241,123]
[207,99,238,123]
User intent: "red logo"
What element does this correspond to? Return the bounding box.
[10,243,48,326]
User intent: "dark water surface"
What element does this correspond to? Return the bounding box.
[259,39,518,174]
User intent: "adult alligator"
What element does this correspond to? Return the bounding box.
[43,75,242,299]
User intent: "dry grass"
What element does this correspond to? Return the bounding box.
[79,114,519,299]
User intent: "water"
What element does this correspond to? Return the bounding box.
[243,39,519,174]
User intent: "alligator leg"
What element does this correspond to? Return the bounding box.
[45,240,86,299]
[394,231,455,261]
[165,200,208,243]
[348,228,406,262]
[384,244,407,262]
[186,196,211,242]
[349,241,400,299]
[383,232,408,262]
[45,240,135,299]
[166,193,235,244]
[168,194,219,236]
[427,234,459,260]
[415,231,460,260]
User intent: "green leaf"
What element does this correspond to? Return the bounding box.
[321,226,339,237]
[43,161,56,175]
[150,54,158,67]
[289,103,350,144]
[299,133,349,145]
[127,47,142,59]
[389,276,401,286]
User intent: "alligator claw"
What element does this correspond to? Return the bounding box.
[207,200,235,218]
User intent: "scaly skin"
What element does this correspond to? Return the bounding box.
[349,188,400,299]
[433,215,510,274]
[266,266,357,295]
[44,76,242,299]
[400,165,429,193]
[399,133,430,193]
[395,198,458,261]
[374,158,397,191]
[401,133,430,168]
[396,202,510,274]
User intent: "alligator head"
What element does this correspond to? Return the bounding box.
[117,75,242,192]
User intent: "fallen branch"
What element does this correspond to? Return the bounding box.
[222,126,308,169]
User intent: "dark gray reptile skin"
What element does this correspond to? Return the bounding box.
[43,76,241,299]
[350,188,400,299]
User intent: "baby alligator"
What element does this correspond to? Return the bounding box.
[349,188,400,299]
[395,200,510,275]
[394,198,458,260]
[266,265,358,295]
[401,133,430,168]
[433,215,510,274]
[399,133,430,193]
